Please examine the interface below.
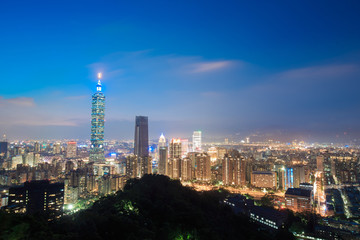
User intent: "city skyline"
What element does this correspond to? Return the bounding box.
[1,1,360,142]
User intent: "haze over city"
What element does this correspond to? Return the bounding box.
[1,1,360,142]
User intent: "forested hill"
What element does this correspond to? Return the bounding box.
[0,174,293,240]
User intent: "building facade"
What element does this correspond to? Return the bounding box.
[90,73,105,162]
[192,131,202,152]
[134,116,149,177]
[251,171,277,189]
[285,188,312,212]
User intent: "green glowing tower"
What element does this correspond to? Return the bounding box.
[90,73,105,162]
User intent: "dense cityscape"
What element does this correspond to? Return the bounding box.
[0,75,359,239]
[1,1,360,239]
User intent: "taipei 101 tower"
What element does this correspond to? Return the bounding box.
[90,73,105,162]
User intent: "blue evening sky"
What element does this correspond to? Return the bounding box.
[1,0,360,142]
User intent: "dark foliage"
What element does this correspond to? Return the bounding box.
[0,174,289,240]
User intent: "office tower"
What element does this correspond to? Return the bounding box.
[158,133,168,175]
[53,143,61,154]
[90,73,105,162]
[284,168,294,190]
[251,171,277,189]
[285,188,312,212]
[292,165,305,188]
[192,131,202,152]
[181,157,193,181]
[24,152,35,166]
[134,116,149,177]
[333,156,357,184]
[172,158,181,179]
[168,139,182,179]
[207,147,217,162]
[195,153,211,181]
[0,141,8,159]
[7,180,64,219]
[34,142,40,153]
[34,153,40,166]
[166,157,173,178]
[158,146,168,175]
[240,159,247,185]
[134,116,149,157]
[158,133,166,148]
[11,155,23,169]
[316,155,324,172]
[169,139,182,159]
[66,141,77,158]
[181,139,189,157]
[222,154,241,185]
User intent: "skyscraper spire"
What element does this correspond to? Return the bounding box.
[159,133,166,148]
[97,72,102,92]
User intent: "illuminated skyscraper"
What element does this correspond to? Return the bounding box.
[158,133,168,175]
[158,133,166,148]
[66,141,77,158]
[90,73,105,162]
[134,116,149,176]
[34,142,40,153]
[181,139,189,157]
[192,130,202,152]
[134,116,148,157]
[169,139,182,159]
[158,146,168,175]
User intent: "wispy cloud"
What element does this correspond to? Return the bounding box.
[190,61,234,73]
[11,119,79,127]
[278,64,358,81]
[0,96,35,107]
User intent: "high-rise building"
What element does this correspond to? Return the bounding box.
[158,147,168,175]
[195,153,211,181]
[90,73,105,162]
[0,141,8,159]
[285,188,312,212]
[66,141,77,158]
[172,158,181,179]
[134,116,149,177]
[158,133,168,175]
[34,142,40,153]
[293,165,305,188]
[181,139,189,157]
[284,167,294,190]
[251,171,277,189]
[6,180,64,219]
[53,143,61,154]
[222,154,242,185]
[169,139,182,159]
[168,139,182,179]
[158,133,166,148]
[181,157,193,181]
[134,116,149,158]
[192,131,202,152]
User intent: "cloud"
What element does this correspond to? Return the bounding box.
[0,96,35,107]
[10,119,79,127]
[190,61,234,73]
[277,64,358,81]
